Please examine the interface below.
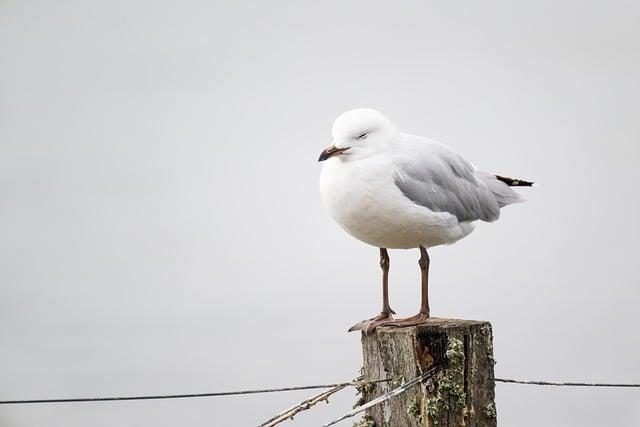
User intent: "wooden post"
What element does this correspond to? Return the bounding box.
[357,318,496,427]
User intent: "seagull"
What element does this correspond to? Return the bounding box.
[318,108,533,333]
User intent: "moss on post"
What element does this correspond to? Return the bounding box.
[360,318,497,427]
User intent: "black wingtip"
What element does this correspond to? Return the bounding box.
[495,174,534,187]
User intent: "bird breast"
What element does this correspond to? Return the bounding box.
[319,158,390,231]
[320,157,425,248]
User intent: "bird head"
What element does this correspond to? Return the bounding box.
[318,108,397,162]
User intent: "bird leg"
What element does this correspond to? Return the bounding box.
[348,248,396,333]
[385,246,431,327]
[379,248,395,316]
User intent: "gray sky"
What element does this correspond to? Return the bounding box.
[1,0,639,425]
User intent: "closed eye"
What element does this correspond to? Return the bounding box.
[357,133,368,140]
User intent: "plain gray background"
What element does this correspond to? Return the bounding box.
[1,1,639,426]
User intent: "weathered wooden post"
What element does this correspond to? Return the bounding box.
[357,318,496,426]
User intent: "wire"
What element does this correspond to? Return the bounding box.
[496,378,640,387]
[258,376,362,427]
[321,365,441,427]
[1,376,638,405]
[0,379,391,405]
[321,372,640,427]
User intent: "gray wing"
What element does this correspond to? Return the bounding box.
[394,140,501,223]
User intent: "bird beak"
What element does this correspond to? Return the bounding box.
[318,145,350,162]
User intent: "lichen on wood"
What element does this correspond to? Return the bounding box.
[354,377,376,409]
[407,396,423,423]
[484,403,497,419]
[353,414,376,427]
[360,318,497,427]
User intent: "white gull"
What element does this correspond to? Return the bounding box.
[318,108,533,332]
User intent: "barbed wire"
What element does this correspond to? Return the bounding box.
[322,365,441,427]
[258,376,362,427]
[320,372,640,427]
[0,375,638,406]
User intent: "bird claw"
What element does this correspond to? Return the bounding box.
[383,312,430,328]
[348,312,395,333]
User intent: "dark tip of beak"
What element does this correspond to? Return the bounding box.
[318,146,349,162]
[318,149,332,162]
